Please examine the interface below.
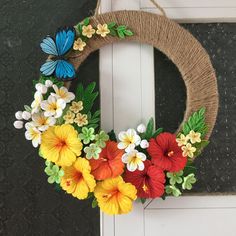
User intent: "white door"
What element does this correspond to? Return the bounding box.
[99,0,236,235]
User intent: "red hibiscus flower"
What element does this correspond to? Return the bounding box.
[147,132,187,172]
[89,141,124,180]
[124,160,165,198]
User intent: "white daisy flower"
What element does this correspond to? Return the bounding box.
[41,95,66,118]
[32,112,56,131]
[51,85,75,103]
[31,91,43,114]
[122,150,147,172]
[25,122,41,148]
[118,128,141,152]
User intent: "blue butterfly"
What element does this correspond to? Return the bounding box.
[40,27,76,80]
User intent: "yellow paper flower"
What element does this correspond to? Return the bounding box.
[74,113,88,127]
[40,124,82,166]
[69,101,83,113]
[63,110,75,124]
[96,24,110,37]
[176,134,189,147]
[187,130,201,144]
[94,176,137,215]
[73,38,86,51]
[60,157,96,199]
[82,25,95,38]
[181,143,196,158]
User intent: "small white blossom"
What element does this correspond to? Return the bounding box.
[122,150,146,172]
[41,95,66,118]
[15,111,23,120]
[51,85,75,103]
[25,122,41,148]
[140,139,149,149]
[13,120,24,129]
[31,91,43,114]
[35,83,48,94]
[45,80,53,87]
[22,111,31,120]
[137,124,146,133]
[118,128,141,152]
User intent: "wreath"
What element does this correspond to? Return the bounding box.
[13,2,218,215]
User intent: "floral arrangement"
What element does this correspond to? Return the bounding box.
[14,17,210,215]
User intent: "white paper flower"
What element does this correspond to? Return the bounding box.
[15,111,23,120]
[137,124,146,133]
[22,111,31,120]
[122,150,146,172]
[31,91,43,114]
[51,85,75,103]
[41,95,66,118]
[32,112,56,131]
[45,80,53,88]
[35,83,48,94]
[13,120,24,129]
[140,139,149,149]
[25,122,41,148]
[118,128,141,152]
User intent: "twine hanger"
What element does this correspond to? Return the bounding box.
[94,0,167,17]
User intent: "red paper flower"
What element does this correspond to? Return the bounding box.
[90,141,124,180]
[148,132,187,172]
[124,160,165,198]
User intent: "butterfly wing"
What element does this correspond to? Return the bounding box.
[55,27,75,56]
[40,37,58,56]
[55,60,75,80]
[40,60,58,76]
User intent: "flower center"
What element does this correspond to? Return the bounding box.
[102,189,119,199]
[167,151,174,157]
[142,184,149,193]
[56,139,67,149]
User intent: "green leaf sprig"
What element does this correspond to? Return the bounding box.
[108,22,134,38]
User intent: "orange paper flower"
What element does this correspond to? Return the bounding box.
[90,141,124,180]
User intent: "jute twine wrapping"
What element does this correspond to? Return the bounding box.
[68,10,219,139]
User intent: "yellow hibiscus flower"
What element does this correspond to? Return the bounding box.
[40,124,82,166]
[94,176,137,215]
[60,157,96,199]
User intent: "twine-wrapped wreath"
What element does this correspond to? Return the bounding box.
[14,0,218,215]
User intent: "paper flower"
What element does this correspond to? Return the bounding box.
[60,158,96,199]
[187,130,201,144]
[182,173,196,190]
[95,131,109,148]
[25,122,41,148]
[51,85,75,103]
[73,38,86,51]
[13,120,24,129]
[90,141,124,180]
[137,123,146,133]
[32,112,56,131]
[40,124,82,166]
[118,129,141,152]
[140,139,149,149]
[35,83,48,94]
[94,176,137,215]
[148,132,187,172]
[84,144,101,160]
[74,113,88,127]
[31,91,43,114]
[181,143,196,158]
[22,111,31,120]
[124,160,165,198]
[79,127,95,144]
[96,24,110,37]
[63,110,75,124]
[69,101,83,113]
[41,95,66,118]
[44,161,64,184]
[166,170,183,185]
[122,150,146,172]
[82,25,95,38]
[176,134,189,147]
[165,185,182,197]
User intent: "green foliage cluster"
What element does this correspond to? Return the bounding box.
[108,22,134,38]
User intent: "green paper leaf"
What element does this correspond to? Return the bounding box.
[108,22,117,28]
[83,17,90,26]
[140,198,146,204]
[92,198,98,208]
[117,30,125,39]
[124,30,133,36]
[117,25,127,31]
[152,127,163,138]
[109,28,117,36]
[24,105,32,112]
[108,130,117,142]
[145,117,154,140]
